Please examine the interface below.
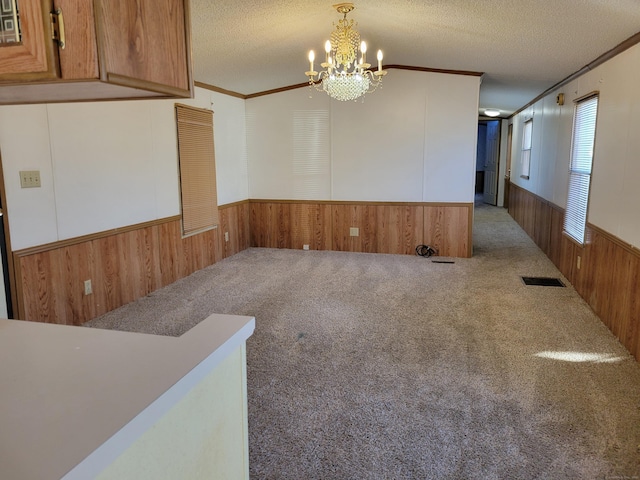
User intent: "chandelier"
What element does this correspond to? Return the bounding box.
[305,3,386,101]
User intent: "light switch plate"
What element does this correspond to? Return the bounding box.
[20,170,41,188]
[349,227,359,237]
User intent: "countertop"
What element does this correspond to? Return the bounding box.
[0,314,255,480]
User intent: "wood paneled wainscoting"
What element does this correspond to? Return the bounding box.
[14,201,250,325]
[508,183,640,361]
[249,200,473,258]
[13,200,470,326]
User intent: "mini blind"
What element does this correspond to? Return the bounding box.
[175,104,218,236]
[521,119,532,179]
[564,95,598,244]
[292,110,330,199]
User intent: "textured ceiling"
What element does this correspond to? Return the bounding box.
[191,0,640,115]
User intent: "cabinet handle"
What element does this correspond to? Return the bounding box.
[50,8,66,50]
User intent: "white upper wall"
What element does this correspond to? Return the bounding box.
[0,70,479,252]
[245,89,332,200]
[246,69,480,203]
[510,41,640,248]
[0,87,248,250]
[0,104,60,248]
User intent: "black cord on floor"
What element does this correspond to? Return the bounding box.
[415,245,437,257]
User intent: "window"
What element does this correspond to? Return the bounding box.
[521,118,532,179]
[175,104,218,236]
[564,94,598,245]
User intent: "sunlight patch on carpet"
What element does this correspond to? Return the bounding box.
[534,351,626,363]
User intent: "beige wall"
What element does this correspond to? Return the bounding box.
[95,345,249,480]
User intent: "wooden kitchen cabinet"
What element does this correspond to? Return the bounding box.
[0,0,59,81]
[0,0,193,104]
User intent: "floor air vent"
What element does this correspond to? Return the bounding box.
[521,277,565,287]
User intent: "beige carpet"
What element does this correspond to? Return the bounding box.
[86,203,640,479]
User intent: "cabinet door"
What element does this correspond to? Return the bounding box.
[94,0,192,97]
[55,0,98,79]
[0,0,60,81]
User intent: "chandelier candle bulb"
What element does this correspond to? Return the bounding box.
[309,50,315,72]
[377,50,383,72]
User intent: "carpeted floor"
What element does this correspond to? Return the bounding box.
[86,203,640,479]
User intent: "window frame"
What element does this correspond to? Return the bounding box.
[520,118,533,180]
[563,93,599,246]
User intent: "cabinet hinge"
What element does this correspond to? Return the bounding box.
[50,8,66,49]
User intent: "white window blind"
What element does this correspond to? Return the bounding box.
[564,95,598,244]
[521,119,532,179]
[292,110,330,199]
[175,104,219,236]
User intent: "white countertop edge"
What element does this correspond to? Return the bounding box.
[61,316,255,480]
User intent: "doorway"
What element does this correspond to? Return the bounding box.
[475,120,501,205]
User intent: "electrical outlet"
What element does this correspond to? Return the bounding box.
[224,231,229,242]
[19,170,41,188]
[84,279,92,296]
[349,227,359,237]
[303,244,310,250]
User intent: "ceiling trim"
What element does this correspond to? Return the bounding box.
[245,82,311,99]
[384,65,483,77]
[509,30,640,119]
[194,81,247,99]
[197,65,484,100]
